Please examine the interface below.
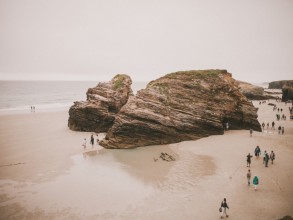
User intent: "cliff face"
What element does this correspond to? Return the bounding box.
[68,74,133,132]
[236,81,274,100]
[100,70,261,149]
[282,88,293,102]
[269,80,293,89]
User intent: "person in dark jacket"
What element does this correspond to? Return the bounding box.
[247,153,253,167]
[220,198,229,218]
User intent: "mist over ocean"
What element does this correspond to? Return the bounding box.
[0,81,148,111]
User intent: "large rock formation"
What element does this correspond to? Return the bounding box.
[68,74,133,132]
[100,70,261,149]
[236,80,272,100]
[282,88,293,102]
[269,80,293,89]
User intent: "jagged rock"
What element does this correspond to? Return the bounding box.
[68,74,133,132]
[100,70,261,149]
[236,80,274,100]
[269,80,293,89]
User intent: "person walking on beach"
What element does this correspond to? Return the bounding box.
[282,127,284,135]
[82,138,87,150]
[270,151,275,164]
[272,121,275,130]
[278,126,281,134]
[226,122,229,130]
[250,128,253,137]
[253,175,259,191]
[255,146,261,158]
[90,134,94,148]
[264,151,269,167]
[247,153,253,167]
[247,169,251,186]
[262,122,265,131]
[220,198,229,218]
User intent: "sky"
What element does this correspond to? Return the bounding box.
[0,0,292,83]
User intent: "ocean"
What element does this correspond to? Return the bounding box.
[0,81,148,112]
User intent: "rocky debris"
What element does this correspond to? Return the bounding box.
[100,70,261,149]
[269,80,293,89]
[236,80,274,100]
[159,152,176,162]
[68,74,133,132]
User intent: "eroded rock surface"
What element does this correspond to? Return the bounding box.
[236,80,274,100]
[68,74,133,132]
[100,70,261,149]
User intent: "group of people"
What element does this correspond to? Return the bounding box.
[245,146,276,192]
[276,113,286,121]
[261,121,275,131]
[30,106,36,112]
[82,133,99,150]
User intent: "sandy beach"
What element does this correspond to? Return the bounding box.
[0,99,292,220]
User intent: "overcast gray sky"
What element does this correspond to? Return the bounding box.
[0,0,292,83]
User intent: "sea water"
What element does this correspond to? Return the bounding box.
[0,81,148,112]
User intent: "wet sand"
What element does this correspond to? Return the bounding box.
[0,100,292,219]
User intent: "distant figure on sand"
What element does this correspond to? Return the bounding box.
[83,138,87,150]
[226,122,229,130]
[264,151,269,167]
[262,122,265,131]
[250,128,253,137]
[90,134,94,147]
[278,126,281,134]
[270,151,275,164]
[220,198,229,218]
[247,153,253,167]
[272,121,275,130]
[247,169,251,186]
[282,127,284,135]
[253,175,259,191]
[254,146,261,158]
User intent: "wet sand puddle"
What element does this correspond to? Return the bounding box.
[0,144,216,219]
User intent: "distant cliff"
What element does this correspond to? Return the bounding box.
[68,74,133,132]
[269,80,293,89]
[236,81,273,100]
[100,70,261,149]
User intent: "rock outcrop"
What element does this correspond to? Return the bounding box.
[100,70,261,149]
[269,80,293,89]
[68,74,133,132]
[282,88,293,102]
[236,80,273,100]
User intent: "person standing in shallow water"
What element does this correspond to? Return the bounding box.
[220,198,229,218]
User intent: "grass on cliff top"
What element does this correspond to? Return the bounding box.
[166,69,227,79]
[112,74,128,90]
